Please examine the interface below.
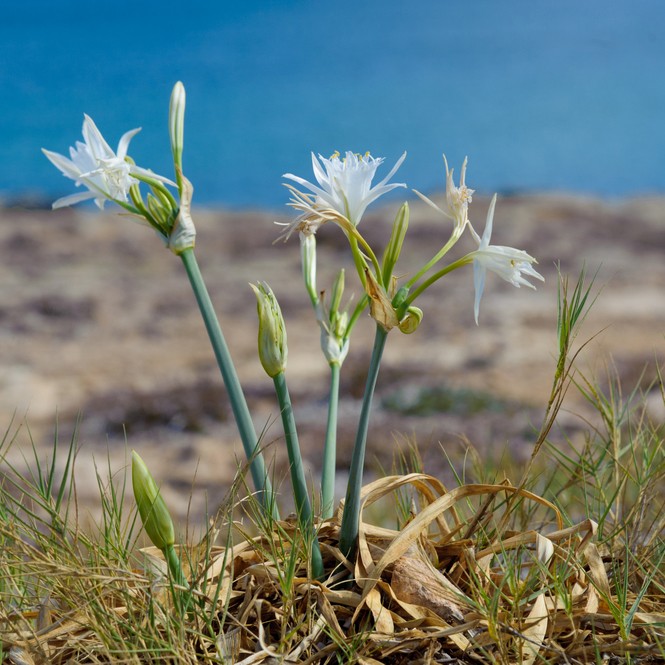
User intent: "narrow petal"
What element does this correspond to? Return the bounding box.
[473,260,486,325]
[480,194,497,249]
[116,127,142,159]
[52,190,97,209]
[374,151,407,189]
[130,165,177,186]
[82,114,114,159]
[412,189,448,217]
[42,148,81,179]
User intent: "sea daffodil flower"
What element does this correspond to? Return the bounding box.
[471,195,544,324]
[282,150,406,235]
[414,154,473,238]
[43,114,173,210]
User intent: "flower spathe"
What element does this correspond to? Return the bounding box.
[471,195,544,324]
[283,150,407,232]
[43,114,172,210]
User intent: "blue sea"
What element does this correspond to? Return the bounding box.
[2,0,665,210]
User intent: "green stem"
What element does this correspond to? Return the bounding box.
[273,372,325,580]
[163,543,191,614]
[404,254,473,307]
[339,325,388,562]
[179,248,277,519]
[321,362,341,519]
[405,231,461,289]
[164,543,187,588]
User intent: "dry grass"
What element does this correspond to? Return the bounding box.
[1,273,663,664]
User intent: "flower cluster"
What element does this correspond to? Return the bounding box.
[283,151,543,326]
[42,84,194,255]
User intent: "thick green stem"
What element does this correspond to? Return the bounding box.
[321,363,341,519]
[164,543,187,588]
[163,543,191,614]
[339,325,388,562]
[273,372,325,580]
[179,248,277,518]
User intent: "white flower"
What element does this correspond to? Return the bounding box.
[43,114,172,210]
[283,150,407,227]
[414,154,474,237]
[471,195,544,324]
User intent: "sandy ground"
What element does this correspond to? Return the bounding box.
[0,194,663,527]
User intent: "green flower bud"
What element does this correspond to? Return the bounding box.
[382,202,409,285]
[169,81,186,183]
[251,282,288,378]
[131,451,175,550]
[398,305,423,334]
[329,269,345,317]
[300,233,318,306]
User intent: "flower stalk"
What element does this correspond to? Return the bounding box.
[338,324,389,561]
[183,252,276,517]
[273,371,325,580]
[321,362,340,519]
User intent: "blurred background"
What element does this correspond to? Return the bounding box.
[1,1,663,524]
[2,0,665,209]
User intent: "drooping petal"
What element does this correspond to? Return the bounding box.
[52,190,98,209]
[473,260,487,325]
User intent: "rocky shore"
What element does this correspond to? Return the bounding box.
[1,194,663,526]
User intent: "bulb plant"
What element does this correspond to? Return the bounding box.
[43,83,545,580]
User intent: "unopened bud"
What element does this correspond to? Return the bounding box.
[169,81,186,182]
[251,282,288,377]
[300,232,318,306]
[398,306,423,334]
[132,451,175,551]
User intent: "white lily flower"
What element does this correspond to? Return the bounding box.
[283,150,407,229]
[414,154,473,237]
[471,195,544,324]
[43,114,172,210]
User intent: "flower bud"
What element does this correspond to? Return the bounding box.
[169,81,186,181]
[398,305,423,334]
[300,232,318,306]
[329,269,345,316]
[382,202,409,284]
[320,324,350,366]
[251,282,288,378]
[131,451,175,551]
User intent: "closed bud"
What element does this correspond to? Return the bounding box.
[300,233,318,306]
[169,81,186,182]
[131,450,175,551]
[329,269,345,317]
[398,305,423,334]
[251,282,288,378]
[381,202,409,284]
